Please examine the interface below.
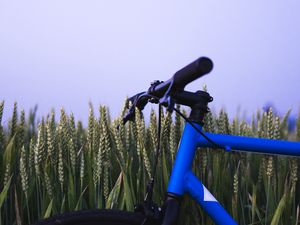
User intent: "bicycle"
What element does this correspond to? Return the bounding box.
[33,57,300,225]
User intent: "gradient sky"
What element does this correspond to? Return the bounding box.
[1,0,300,125]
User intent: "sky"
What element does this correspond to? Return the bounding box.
[1,0,300,125]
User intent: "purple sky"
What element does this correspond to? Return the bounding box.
[1,1,300,125]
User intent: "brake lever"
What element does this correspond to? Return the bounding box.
[160,95,175,113]
[122,106,135,125]
[157,79,176,113]
[122,78,177,125]
[122,92,149,125]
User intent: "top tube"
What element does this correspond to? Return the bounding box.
[197,132,300,156]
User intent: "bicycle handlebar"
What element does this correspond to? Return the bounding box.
[173,57,213,89]
[149,57,213,97]
[123,57,213,124]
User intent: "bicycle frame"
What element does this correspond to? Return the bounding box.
[166,122,300,225]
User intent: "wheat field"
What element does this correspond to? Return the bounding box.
[0,100,299,225]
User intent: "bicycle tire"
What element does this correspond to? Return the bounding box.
[32,209,161,225]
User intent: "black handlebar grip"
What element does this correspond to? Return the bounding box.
[173,57,213,89]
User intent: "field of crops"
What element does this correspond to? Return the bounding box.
[0,99,299,225]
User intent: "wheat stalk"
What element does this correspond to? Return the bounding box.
[0,100,4,125]
[20,146,28,197]
[10,102,18,138]
[34,124,45,177]
[135,108,152,179]
[0,100,4,152]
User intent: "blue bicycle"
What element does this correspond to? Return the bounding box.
[34,57,300,225]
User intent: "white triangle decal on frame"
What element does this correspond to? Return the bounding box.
[202,184,218,202]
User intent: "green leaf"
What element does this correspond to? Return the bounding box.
[0,175,12,208]
[43,199,53,219]
[270,193,287,225]
[106,172,123,209]
[123,173,134,211]
[85,150,95,208]
[3,135,15,167]
[60,195,66,214]
[127,157,136,205]
[67,167,76,210]
[75,186,88,211]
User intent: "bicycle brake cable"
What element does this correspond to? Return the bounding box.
[144,103,162,202]
[172,106,223,149]
[144,102,223,203]
[146,93,221,149]
[139,104,162,225]
[139,98,223,225]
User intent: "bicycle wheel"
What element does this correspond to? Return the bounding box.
[32,209,161,225]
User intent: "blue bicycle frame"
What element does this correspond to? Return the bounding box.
[167,122,300,225]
